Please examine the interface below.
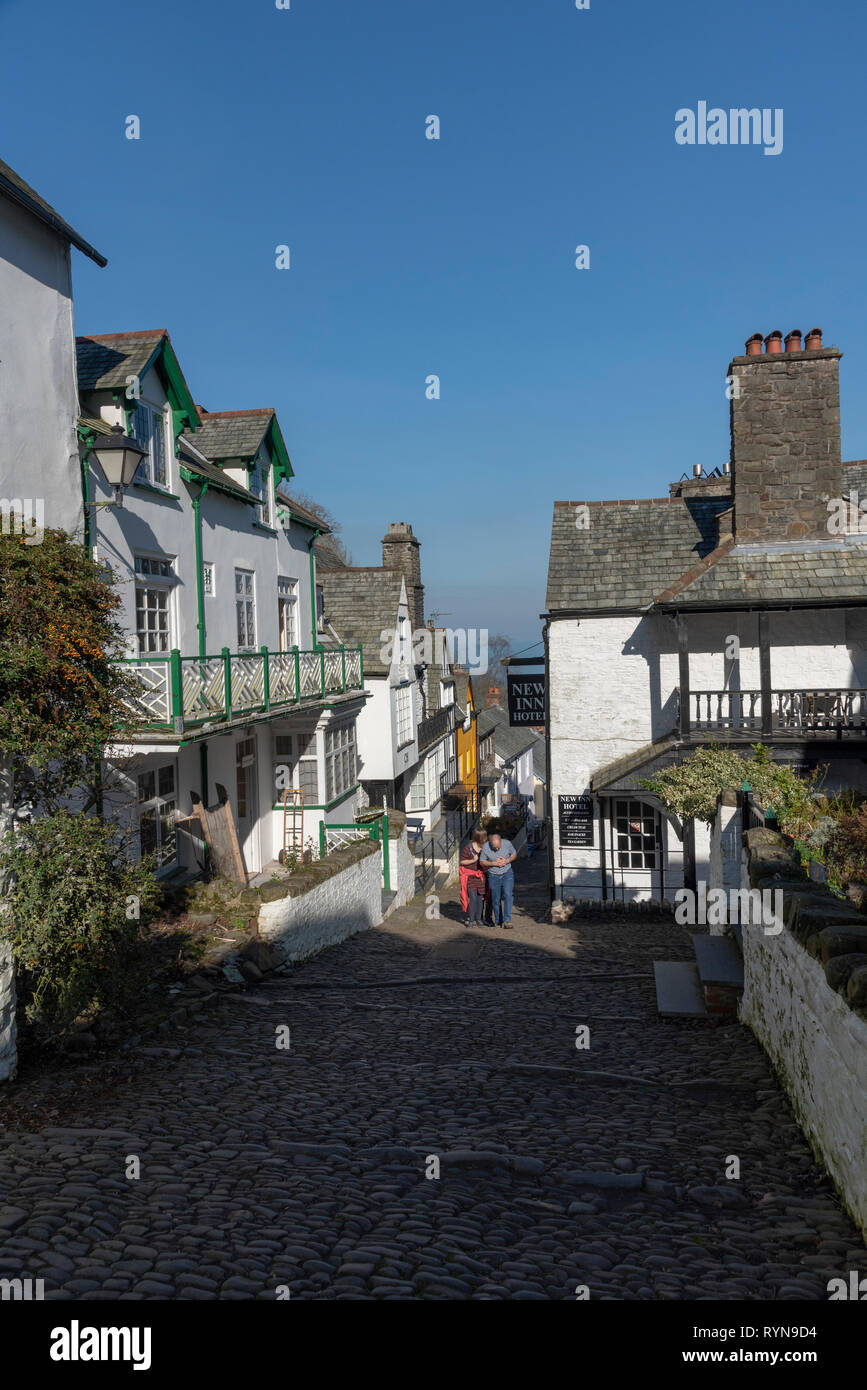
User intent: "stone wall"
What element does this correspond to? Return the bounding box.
[708,790,743,932]
[390,820,416,909]
[0,942,16,1083]
[738,826,867,1233]
[258,838,383,963]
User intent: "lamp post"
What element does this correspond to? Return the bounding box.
[89,424,146,507]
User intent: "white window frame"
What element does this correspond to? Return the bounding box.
[134,553,176,654]
[296,728,320,804]
[325,721,357,803]
[131,401,170,489]
[277,577,298,651]
[394,683,413,748]
[137,760,178,870]
[408,763,426,811]
[235,568,257,652]
[251,461,273,527]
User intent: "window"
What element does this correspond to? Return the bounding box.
[273,733,293,797]
[138,762,177,868]
[131,402,169,488]
[134,554,174,654]
[613,799,657,869]
[395,684,413,748]
[297,728,319,803]
[235,568,256,650]
[202,561,215,597]
[235,737,256,820]
[278,577,298,651]
[325,721,356,801]
[408,764,426,810]
[316,585,324,622]
[426,742,446,805]
[251,463,273,527]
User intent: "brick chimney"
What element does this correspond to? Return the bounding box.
[381,522,424,630]
[485,684,502,708]
[728,328,842,542]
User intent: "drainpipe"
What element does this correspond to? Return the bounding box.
[307,527,321,648]
[543,615,554,903]
[79,447,93,558]
[182,468,211,808]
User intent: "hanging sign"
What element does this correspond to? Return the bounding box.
[507,672,546,726]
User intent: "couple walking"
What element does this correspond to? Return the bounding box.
[459,829,517,929]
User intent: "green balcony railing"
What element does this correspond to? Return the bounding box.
[118,644,364,734]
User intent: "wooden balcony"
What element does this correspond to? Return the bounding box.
[117,644,364,737]
[418,702,456,754]
[685,688,867,740]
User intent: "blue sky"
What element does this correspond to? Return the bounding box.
[2,0,865,655]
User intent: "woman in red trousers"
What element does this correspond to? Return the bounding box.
[459,830,489,927]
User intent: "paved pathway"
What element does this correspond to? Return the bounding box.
[0,853,861,1299]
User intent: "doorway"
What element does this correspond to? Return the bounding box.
[607,796,665,902]
[235,736,259,872]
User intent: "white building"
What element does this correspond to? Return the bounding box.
[0,158,105,536]
[320,525,457,830]
[477,704,540,818]
[77,329,365,880]
[545,327,867,903]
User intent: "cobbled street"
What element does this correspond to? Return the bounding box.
[0,855,861,1301]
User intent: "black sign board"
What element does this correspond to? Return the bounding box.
[507,671,545,726]
[558,794,594,848]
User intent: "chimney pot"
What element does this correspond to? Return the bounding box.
[722,461,731,475]
[692,464,703,478]
[784,329,803,353]
[745,332,764,356]
[805,327,823,350]
[764,330,784,354]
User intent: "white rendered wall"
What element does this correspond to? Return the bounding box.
[0,198,84,538]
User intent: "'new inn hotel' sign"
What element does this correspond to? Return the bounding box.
[507,672,546,726]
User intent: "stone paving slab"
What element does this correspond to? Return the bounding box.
[0,854,861,1300]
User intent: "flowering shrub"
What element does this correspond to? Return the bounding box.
[641,743,819,831]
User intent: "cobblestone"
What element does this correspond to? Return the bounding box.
[0,854,861,1298]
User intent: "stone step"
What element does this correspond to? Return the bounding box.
[692,933,745,989]
[653,961,708,1018]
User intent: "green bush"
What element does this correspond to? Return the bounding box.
[825,806,867,892]
[641,742,820,831]
[0,811,162,1033]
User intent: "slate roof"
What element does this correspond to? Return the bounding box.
[546,494,731,612]
[532,738,547,782]
[177,441,258,503]
[191,410,275,460]
[548,462,867,612]
[275,489,332,534]
[477,705,539,761]
[76,331,169,391]
[0,157,107,265]
[318,568,407,675]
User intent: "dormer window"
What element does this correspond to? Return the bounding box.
[251,462,273,526]
[131,402,169,488]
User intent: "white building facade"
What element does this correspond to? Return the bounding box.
[78,330,365,880]
[546,329,867,903]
